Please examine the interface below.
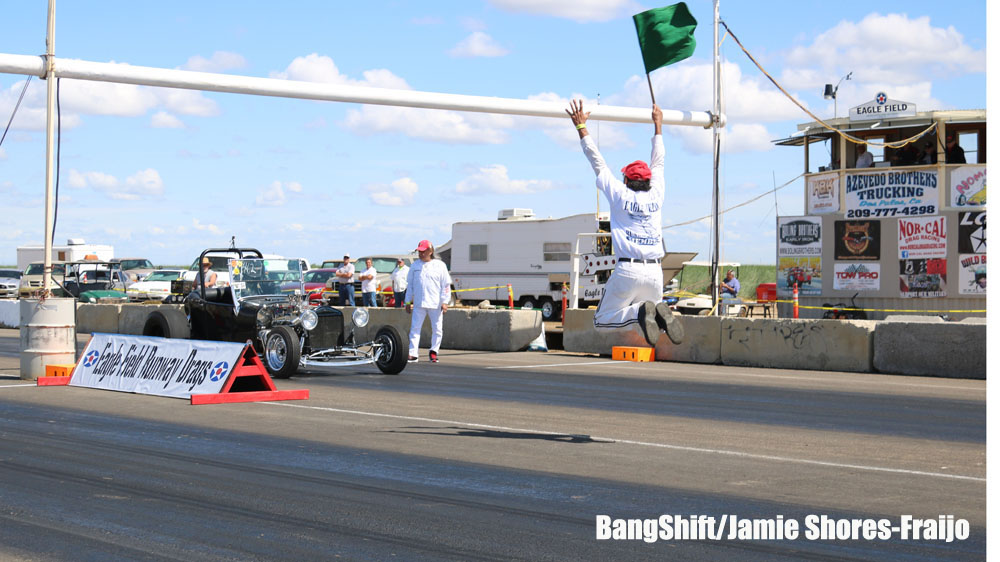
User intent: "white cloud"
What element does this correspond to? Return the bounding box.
[782,13,985,88]
[344,105,513,144]
[192,218,221,235]
[155,88,220,117]
[181,51,247,73]
[449,32,509,57]
[0,147,5,160]
[489,0,640,22]
[67,168,163,200]
[456,164,556,194]
[255,180,303,207]
[367,177,419,206]
[123,169,164,199]
[151,111,184,128]
[411,16,443,25]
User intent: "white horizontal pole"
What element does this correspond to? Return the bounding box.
[0,53,722,127]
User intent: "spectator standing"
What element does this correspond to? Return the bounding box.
[390,258,409,308]
[919,142,937,165]
[945,134,966,164]
[405,240,451,363]
[335,254,355,306]
[855,143,874,168]
[358,258,377,307]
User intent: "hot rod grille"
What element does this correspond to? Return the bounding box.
[308,311,344,350]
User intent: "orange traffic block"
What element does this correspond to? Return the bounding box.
[611,346,654,362]
[45,364,76,377]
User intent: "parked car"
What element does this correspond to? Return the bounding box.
[127,269,186,301]
[142,248,408,378]
[19,262,68,298]
[336,254,417,306]
[111,258,156,282]
[62,261,133,302]
[0,269,20,298]
[302,268,339,304]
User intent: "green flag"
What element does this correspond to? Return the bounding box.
[633,2,698,74]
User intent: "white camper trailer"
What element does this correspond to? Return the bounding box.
[448,209,613,320]
[16,239,114,271]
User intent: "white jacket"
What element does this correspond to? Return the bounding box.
[390,265,409,292]
[405,259,451,308]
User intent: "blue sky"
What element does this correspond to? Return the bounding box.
[0,1,987,266]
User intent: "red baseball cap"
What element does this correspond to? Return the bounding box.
[416,239,432,251]
[621,160,651,181]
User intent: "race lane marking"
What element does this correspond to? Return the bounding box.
[486,360,619,370]
[0,383,40,389]
[266,402,985,483]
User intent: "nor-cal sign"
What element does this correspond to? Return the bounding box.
[71,333,247,399]
[849,92,916,122]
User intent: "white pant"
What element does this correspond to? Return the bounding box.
[409,306,444,357]
[594,261,663,334]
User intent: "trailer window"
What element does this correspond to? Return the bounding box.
[469,244,488,262]
[543,242,571,262]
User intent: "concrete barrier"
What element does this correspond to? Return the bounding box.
[119,303,184,335]
[343,307,542,352]
[721,318,875,373]
[76,303,122,334]
[563,309,721,364]
[75,302,541,353]
[0,300,18,328]
[874,322,986,379]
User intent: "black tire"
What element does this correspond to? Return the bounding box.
[519,297,536,311]
[142,310,191,339]
[374,325,407,375]
[263,325,300,379]
[539,298,559,321]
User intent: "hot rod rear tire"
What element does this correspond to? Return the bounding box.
[374,325,407,375]
[142,309,191,339]
[263,325,300,379]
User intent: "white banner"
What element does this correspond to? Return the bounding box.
[950,165,986,207]
[807,172,840,214]
[833,263,881,291]
[844,170,938,219]
[958,254,986,295]
[898,216,947,259]
[777,216,822,256]
[71,333,247,399]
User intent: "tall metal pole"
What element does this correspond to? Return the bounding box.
[710,0,721,313]
[42,0,56,295]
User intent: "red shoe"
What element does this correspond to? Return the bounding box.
[429,350,439,363]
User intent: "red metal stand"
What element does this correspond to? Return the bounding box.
[190,345,309,405]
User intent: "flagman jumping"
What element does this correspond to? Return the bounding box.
[566,99,683,347]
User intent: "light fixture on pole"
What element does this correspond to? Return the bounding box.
[823,71,852,118]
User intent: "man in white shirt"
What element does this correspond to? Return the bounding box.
[389,258,409,308]
[566,99,683,347]
[358,258,377,307]
[856,143,874,168]
[334,254,355,306]
[405,240,451,363]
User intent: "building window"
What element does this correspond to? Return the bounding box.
[958,131,978,163]
[543,242,571,262]
[469,244,488,262]
[867,136,885,165]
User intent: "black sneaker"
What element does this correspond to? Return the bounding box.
[407,356,418,363]
[655,302,685,345]
[429,351,439,363]
[638,301,661,346]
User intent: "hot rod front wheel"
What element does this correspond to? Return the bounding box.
[263,325,301,379]
[374,325,407,375]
